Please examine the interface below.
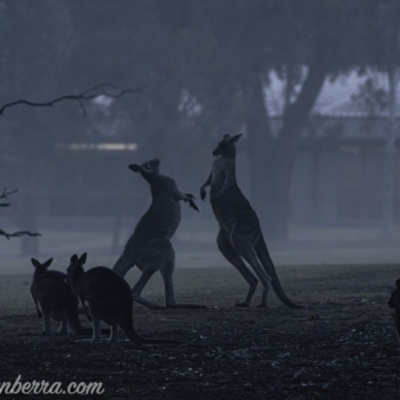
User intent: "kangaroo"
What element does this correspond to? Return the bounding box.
[113,158,205,310]
[30,257,106,336]
[67,253,179,347]
[200,134,302,309]
[388,278,400,344]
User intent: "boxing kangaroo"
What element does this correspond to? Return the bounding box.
[200,134,302,309]
[30,257,108,336]
[67,253,178,347]
[113,158,205,310]
[388,278,400,344]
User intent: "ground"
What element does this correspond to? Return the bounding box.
[1,261,399,399]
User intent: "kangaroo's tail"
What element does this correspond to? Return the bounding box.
[255,234,303,309]
[119,313,179,345]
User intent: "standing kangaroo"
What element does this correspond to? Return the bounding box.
[200,134,302,309]
[67,253,179,346]
[30,257,104,336]
[113,158,205,310]
[388,278,400,344]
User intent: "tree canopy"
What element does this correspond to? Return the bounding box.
[2,0,400,240]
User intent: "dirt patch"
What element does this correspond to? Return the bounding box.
[0,263,399,399]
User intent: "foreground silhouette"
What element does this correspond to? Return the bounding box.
[388,278,400,344]
[67,253,179,347]
[30,257,107,336]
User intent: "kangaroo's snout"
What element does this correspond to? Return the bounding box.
[129,164,141,173]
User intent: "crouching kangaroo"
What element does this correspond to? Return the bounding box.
[113,158,205,310]
[388,278,400,344]
[67,253,179,347]
[30,257,108,336]
[200,134,302,309]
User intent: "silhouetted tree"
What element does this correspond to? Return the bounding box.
[0,189,39,239]
[170,0,400,239]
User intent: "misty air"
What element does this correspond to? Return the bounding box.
[0,1,399,398]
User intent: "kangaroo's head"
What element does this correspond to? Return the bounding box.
[31,258,53,275]
[212,134,242,158]
[388,278,400,308]
[129,158,161,179]
[66,253,87,288]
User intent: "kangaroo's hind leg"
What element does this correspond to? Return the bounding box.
[160,247,206,309]
[231,230,272,308]
[41,307,53,335]
[131,238,175,310]
[105,324,119,344]
[113,246,136,277]
[217,229,258,307]
[54,318,68,335]
[76,313,102,344]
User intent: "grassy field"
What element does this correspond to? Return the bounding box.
[1,220,400,398]
[2,219,400,273]
[0,259,399,399]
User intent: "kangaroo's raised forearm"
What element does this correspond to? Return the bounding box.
[200,172,212,200]
[175,192,199,211]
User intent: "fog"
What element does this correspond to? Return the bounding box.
[1,0,400,272]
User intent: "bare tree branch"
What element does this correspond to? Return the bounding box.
[0,229,41,240]
[0,83,145,239]
[0,188,18,199]
[0,83,147,116]
[80,83,119,96]
[0,188,18,207]
[0,188,40,238]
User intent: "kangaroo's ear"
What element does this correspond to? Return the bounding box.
[230,133,243,143]
[129,164,141,172]
[31,258,41,268]
[43,258,53,269]
[70,254,78,264]
[79,252,87,265]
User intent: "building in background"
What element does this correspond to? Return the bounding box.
[5,70,399,228]
[264,69,400,225]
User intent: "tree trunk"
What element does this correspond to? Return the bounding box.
[245,65,327,240]
[382,65,397,235]
[244,73,277,236]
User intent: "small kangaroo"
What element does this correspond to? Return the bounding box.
[200,134,302,309]
[30,257,102,336]
[113,158,205,310]
[388,278,400,344]
[67,253,179,346]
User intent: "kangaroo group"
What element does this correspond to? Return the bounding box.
[30,257,102,337]
[28,133,399,346]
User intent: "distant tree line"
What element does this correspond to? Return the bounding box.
[1,0,399,242]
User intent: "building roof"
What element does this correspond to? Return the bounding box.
[265,68,400,118]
